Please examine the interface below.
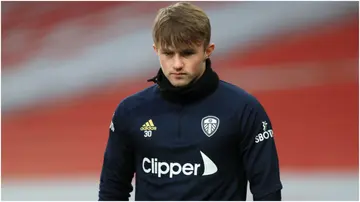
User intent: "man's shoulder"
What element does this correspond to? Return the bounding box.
[218,80,259,104]
[217,80,267,114]
[114,84,158,115]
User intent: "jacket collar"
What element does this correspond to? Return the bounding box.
[147,59,219,104]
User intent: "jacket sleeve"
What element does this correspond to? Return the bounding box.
[99,102,135,201]
[239,99,283,201]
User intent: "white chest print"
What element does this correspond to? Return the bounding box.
[201,116,220,137]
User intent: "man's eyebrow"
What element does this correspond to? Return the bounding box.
[160,48,173,52]
[180,48,196,52]
[161,48,196,52]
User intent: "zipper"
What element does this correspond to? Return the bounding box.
[177,105,184,139]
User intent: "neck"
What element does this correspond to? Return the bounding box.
[148,58,220,104]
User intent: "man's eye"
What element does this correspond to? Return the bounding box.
[182,51,194,56]
[163,52,173,56]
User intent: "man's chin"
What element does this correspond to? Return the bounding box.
[170,80,190,87]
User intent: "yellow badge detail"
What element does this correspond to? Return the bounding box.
[140,119,157,131]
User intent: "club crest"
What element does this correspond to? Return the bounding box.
[201,116,220,137]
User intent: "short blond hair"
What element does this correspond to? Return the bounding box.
[152,2,211,50]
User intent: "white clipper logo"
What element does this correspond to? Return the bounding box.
[201,116,220,137]
[142,151,218,178]
[200,151,218,176]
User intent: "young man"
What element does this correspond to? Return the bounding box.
[99,2,282,201]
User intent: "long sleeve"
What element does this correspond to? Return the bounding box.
[239,100,283,200]
[99,102,135,201]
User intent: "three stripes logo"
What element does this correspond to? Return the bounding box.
[140,119,157,131]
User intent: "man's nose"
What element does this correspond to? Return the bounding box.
[173,54,184,70]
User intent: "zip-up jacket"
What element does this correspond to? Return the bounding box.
[99,60,282,200]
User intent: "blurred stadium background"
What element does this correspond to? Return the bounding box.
[1,1,359,201]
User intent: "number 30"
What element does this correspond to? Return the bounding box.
[144,130,152,137]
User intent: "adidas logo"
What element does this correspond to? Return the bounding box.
[140,119,157,131]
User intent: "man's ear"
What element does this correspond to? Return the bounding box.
[153,44,159,55]
[205,43,215,59]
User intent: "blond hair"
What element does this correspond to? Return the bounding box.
[152,2,211,50]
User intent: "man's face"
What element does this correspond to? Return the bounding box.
[153,42,215,87]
